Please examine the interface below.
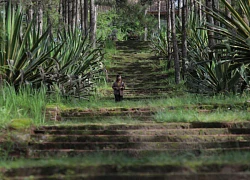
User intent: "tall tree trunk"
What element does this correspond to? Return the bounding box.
[190,0,194,12]
[62,0,66,25]
[158,0,161,30]
[166,0,172,69]
[198,0,203,22]
[37,0,43,36]
[59,0,64,29]
[47,0,53,38]
[182,0,187,79]
[72,0,76,30]
[81,0,85,32]
[171,0,180,84]
[84,0,88,35]
[225,0,231,18]
[212,0,219,26]
[68,0,73,31]
[178,0,181,18]
[206,0,215,49]
[90,0,96,47]
[76,0,81,29]
[144,7,148,41]
[27,3,34,23]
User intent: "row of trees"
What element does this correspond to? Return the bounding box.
[0,0,98,45]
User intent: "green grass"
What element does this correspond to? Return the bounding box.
[45,116,144,126]
[154,109,250,123]
[55,93,250,110]
[1,152,250,169]
[0,85,47,129]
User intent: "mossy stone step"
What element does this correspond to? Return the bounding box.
[4,164,250,177]
[61,110,154,117]
[61,116,153,121]
[6,173,250,180]
[31,134,250,143]
[29,141,250,150]
[33,128,231,135]
[108,74,169,80]
[28,148,250,157]
[37,122,250,130]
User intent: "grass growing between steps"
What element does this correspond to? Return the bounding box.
[154,109,250,123]
[45,116,145,126]
[1,152,250,169]
[56,93,250,110]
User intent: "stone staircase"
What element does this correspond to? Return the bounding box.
[102,40,179,100]
[3,41,250,179]
[28,122,250,158]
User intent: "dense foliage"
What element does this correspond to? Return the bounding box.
[185,0,250,94]
[0,4,104,99]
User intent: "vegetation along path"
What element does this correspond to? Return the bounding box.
[2,41,250,179]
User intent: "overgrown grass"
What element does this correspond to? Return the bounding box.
[0,85,47,129]
[154,109,250,122]
[56,93,250,110]
[45,116,144,126]
[1,152,250,169]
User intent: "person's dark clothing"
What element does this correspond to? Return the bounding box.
[115,94,123,102]
[112,81,125,102]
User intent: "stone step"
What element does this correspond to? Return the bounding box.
[60,110,154,118]
[29,141,250,150]
[7,173,250,180]
[28,148,250,157]
[61,116,154,121]
[37,122,250,130]
[33,128,232,135]
[105,88,174,93]
[31,134,250,143]
[123,82,171,88]
[108,74,169,80]
[107,67,162,74]
[4,164,250,177]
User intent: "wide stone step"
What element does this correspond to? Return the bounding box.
[29,141,250,150]
[28,148,250,157]
[61,110,154,117]
[30,134,250,143]
[108,74,169,80]
[105,88,174,94]
[36,122,250,130]
[4,164,250,177]
[33,128,232,135]
[8,173,250,180]
[61,116,154,122]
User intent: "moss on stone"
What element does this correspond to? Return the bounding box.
[8,118,32,130]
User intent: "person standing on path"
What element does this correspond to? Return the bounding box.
[112,74,125,102]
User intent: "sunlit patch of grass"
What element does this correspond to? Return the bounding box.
[57,92,250,110]
[154,109,250,122]
[0,85,47,129]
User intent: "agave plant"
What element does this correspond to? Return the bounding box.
[43,29,104,98]
[0,3,104,99]
[186,0,250,94]
[150,28,168,58]
[207,0,250,64]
